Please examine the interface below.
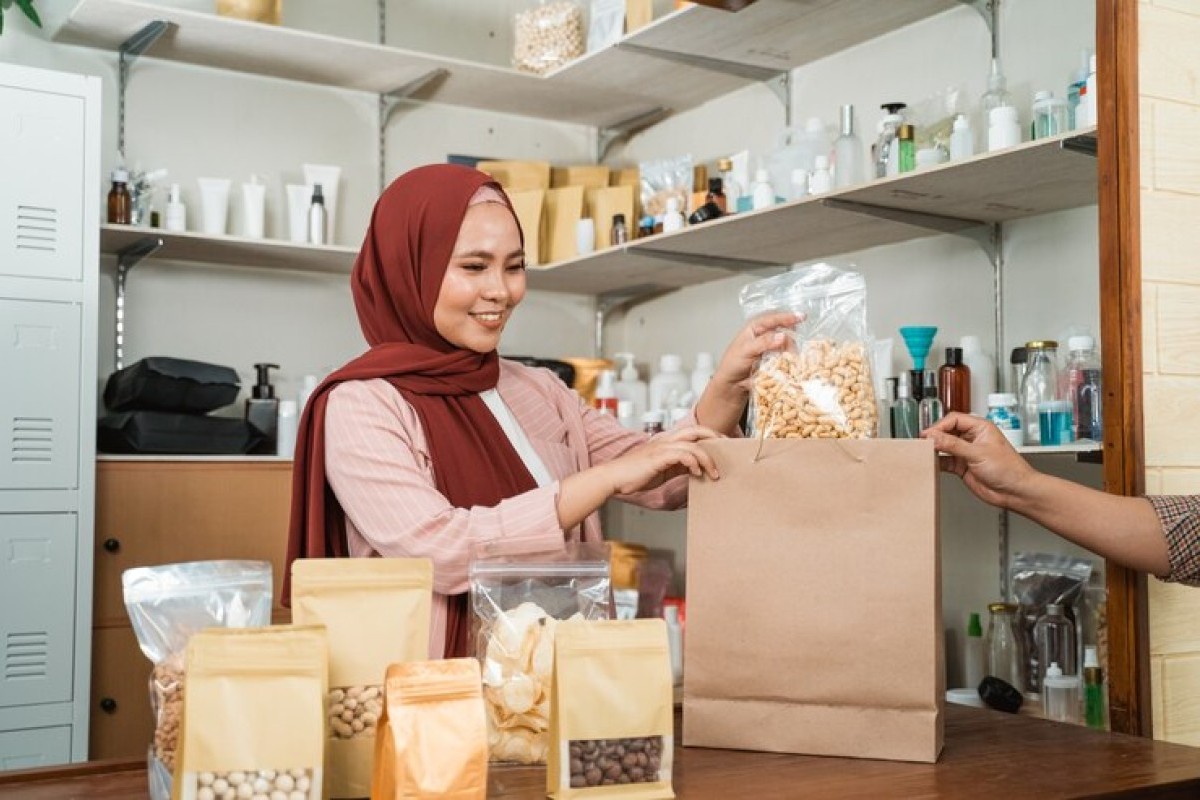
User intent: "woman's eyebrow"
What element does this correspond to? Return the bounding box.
[452,248,525,260]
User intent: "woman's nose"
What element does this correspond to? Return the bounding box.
[481,267,509,301]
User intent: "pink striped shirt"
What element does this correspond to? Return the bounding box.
[323,358,689,657]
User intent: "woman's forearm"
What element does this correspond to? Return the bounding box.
[555,465,617,531]
[694,381,747,437]
[1008,472,1170,576]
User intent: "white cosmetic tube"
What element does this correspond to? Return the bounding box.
[285,183,311,244]
[196,177,231,236]
[302,163,341,243]
[241,176,266,239]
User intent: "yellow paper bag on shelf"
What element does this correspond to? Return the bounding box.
[506,189,545,267]
[585,185,636,251]
[626,0,653,33]
[477,160,552,192]
[551,165,612,189]
[543,186,585,264]
[610,167,642,229]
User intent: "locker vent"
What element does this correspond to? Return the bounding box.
[11,417,53,463]
[15,205,58,253]
[4,632,48,680]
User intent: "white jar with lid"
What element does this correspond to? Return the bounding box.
[987,105,1021,152]
[987,392,1023,448]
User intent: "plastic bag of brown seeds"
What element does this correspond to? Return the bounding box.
[122,560,272,800]
[548,619,674,799]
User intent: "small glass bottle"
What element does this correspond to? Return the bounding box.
[1083,645,1106,730]
[1033,602,1077,693]
[107,168,133,225]
[918,370,942,431]
[1065,335,1103,441]
[833,103,863,189]
[891,371,919,438]
[638,215,655,239]
[1009,345,1028,395]
[705,178,727,214]
[897,123,916,173]
[986,602,1024,689]
[610,213,629,245]
[874,102,906,178]
[717,157,742,212]
[1019,341,1060,445]
[938,346,971,415]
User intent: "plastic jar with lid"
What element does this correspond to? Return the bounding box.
[987,393,1024,448]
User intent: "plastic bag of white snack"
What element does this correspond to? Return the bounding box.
[122,560,272,800]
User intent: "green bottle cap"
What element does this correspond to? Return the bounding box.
[967,612,983,638]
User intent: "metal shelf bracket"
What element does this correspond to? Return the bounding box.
[118,20,169,159]
[113,235,163,371]
[596,107,670,162]
[595,283,674,357]
[377,68,450,191]
[960,0,1000,60]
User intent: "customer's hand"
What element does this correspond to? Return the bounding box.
[606,425,722,495]
[695,311,801,434]
[921,412,1038,510]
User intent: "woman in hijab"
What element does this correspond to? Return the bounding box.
[286,164,797,658]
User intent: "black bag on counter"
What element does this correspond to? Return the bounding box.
[98,411,264,455]
[505,356,575,387]
[104,357,241,414]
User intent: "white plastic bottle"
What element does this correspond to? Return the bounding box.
[988,105,1021,152]
[691,352,714,398]
[276,399,299,457]
[613,353,648,427]
[751,168,775,210]
[949,114,974,161]
[960,335,995,417]
[790,168,809,200]
[661,196,685,233]
[649,354,689,414]
[808,156,832,195]
[165,183,187,232]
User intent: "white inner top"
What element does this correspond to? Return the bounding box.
[480,388,553,487]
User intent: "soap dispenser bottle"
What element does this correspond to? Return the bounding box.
[614,353,648,426]
[165,183,187,232]
[874,102,907,178]
[246,362,280,453]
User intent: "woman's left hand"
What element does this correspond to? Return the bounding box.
[694,310,800,434]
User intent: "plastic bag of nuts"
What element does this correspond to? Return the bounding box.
[122,561,272,800]
[512,0,585,75]
[739,263,879,439]
[469,542,611,764]
[548,619,674,798]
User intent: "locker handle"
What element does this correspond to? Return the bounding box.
[100,697,117,713]
[103,538,121,553]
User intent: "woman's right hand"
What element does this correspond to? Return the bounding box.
[604,424,722,495]
[921,412,1039,510]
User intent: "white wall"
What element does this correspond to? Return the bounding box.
[3,0,1103,689]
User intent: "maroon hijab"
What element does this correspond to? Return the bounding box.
[284,164,538,657]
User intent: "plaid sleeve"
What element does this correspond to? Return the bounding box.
[1147,495,1200,587]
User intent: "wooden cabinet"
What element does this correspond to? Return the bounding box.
[89,459,292,760]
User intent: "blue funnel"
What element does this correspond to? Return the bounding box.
[900,326,938,371]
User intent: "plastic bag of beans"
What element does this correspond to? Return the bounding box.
[512,0,585,74]
[739,263,879,440]
[469,542,611,765]
[122,560,272,800]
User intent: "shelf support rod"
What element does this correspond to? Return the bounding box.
[595,284,674,358]
[377,68,450,192]
[117,20,169,161]
[596,107,670,163]
[113,235,164,371]
[765,72,791,128]
[960,0,1000,61]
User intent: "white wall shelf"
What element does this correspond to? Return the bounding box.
[100,224,358,275]
[55,0,956,128]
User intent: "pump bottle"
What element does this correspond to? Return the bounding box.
[613,353,648,427]
[649,355,689,414]
[918,371,943,431]
[165,183,187,232]
[890,372,919,438]
[593,369,619,417]
[245,362,280,454]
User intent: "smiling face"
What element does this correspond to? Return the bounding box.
[433,202,527,354]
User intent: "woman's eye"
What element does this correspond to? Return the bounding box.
[506,262,527,272]
[462,262,487,272]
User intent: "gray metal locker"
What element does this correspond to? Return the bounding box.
[0,63,100,766]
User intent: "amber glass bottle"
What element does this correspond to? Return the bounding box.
[107,169,132,225]
[939,347,971,414]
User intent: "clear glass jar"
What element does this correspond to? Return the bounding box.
[986,602,1024,689]
[1019,340,1059,445]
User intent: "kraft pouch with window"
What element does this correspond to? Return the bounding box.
[548,619,674,799]
[291,558,433,799]
[173,625,328,800]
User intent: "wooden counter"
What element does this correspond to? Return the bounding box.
[5,705,1200,798]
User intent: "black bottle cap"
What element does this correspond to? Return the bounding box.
[311,183,325,204]
[909,369,924,401]
[708,177,723,193]
[881,102,908,114]
[688,201,723,225]
[1010,346,1028,365]
[612,213,626,226]
[252,363,280,399]
[978,676,1024,714]
[945,347,963,366]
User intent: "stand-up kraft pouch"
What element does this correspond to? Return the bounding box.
[683,437,944,763]
[291,558,433,799]
[173,625,328,800]
[548,619,674,799]
[372,658,488,800]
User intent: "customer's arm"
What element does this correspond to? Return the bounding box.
[923,412,1173,578]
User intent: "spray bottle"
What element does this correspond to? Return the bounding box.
[245,362,280,453]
